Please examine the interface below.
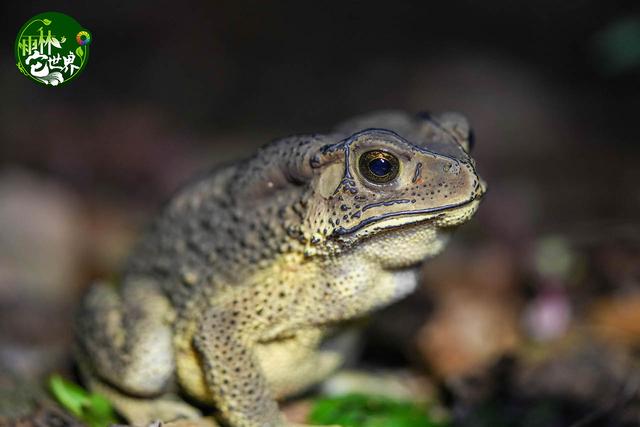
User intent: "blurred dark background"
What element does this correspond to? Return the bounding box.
[2,1,640,426]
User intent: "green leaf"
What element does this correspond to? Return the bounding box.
[51,37,61,49]
[49,374,88,417]
[43,19,52,25]
[308,394,448,427]
[76,46,84,57]
[48,374,119,427]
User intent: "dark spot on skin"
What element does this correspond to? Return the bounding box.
[468,129,475,151]
[417,111,432,120]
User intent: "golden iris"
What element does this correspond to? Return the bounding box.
[358,150,400,183]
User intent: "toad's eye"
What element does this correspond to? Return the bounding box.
[358,150,400,184]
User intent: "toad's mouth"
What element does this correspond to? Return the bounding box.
[331,197,482,238]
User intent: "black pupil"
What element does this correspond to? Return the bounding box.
[369,157,392,177]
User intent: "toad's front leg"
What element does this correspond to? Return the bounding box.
[194,305,288,427]
[194,306,340,427]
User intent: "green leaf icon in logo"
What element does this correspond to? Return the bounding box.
[43,18,51,25]
[76,46,84,57]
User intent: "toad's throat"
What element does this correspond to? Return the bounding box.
[332,197,478,236]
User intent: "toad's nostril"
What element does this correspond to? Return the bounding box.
[467,129,475,152]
